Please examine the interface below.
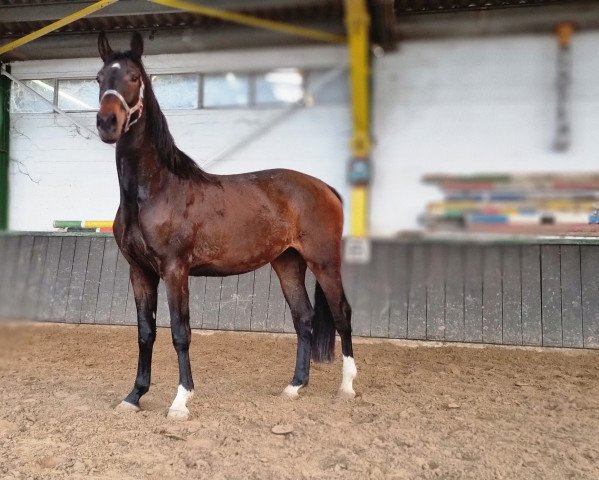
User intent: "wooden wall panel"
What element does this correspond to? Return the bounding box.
[2,234,599,350]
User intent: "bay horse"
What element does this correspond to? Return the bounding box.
[96,32,356,420]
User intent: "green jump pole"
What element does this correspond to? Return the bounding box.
[0,64,9,230]
[53,220,84,229]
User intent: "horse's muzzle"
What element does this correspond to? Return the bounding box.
[96,112,119,143]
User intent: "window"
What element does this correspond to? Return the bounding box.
[255,69,304,105]
[10,79,55,113]
[307,69,349,105]
[203,72,249,107]
[57,79,98,111]
[8,67,346,113]
[152,74,199,110]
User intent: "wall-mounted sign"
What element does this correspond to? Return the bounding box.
[344,237,371,264]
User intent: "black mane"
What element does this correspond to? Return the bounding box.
[110,51,214,182]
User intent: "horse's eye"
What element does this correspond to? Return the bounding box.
[131,75,139,82]
[96,76,100,83]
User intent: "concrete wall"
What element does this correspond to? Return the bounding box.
[372,32,599,235]
[7,46,351,231]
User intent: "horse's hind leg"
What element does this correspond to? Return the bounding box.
[163,263,195,420]
[271,249,314,399]
[117,266,159,411]
[308,262,357,399]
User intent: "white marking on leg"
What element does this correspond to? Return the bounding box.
[111,62,121,69]
[339,355,357,398]
[281,384,302,399]
[167,384,194,420]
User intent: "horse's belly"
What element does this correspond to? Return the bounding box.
[189,260,269,277]
[190,225,292,277]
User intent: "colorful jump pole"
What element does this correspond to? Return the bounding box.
[53,220,114,230]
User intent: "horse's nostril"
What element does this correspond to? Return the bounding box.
[97,113,117,130]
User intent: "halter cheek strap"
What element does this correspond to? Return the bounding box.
[100,81,145,134]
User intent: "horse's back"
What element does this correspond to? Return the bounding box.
[218,168,343,218]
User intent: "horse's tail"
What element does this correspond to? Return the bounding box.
[311,282,336,363]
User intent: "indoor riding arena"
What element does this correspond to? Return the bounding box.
[2,1,599,479]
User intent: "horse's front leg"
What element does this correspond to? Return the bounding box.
[116,266,159,411]
[163,263,195,420]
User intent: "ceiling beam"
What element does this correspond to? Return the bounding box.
[0,1,174,23]
[396,2,599,38]
[149,0,345,43]
[0,0,336,23]
[0,23,346,62]
[0,0,117,56]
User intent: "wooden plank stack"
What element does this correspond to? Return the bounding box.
[422,173,599,234]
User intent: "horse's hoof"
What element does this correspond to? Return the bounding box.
[115,401,140,412]
[337,388,356,400]
[167,407,190,421]
[281,384,302,400]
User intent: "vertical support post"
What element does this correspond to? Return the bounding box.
[345,0,371,236]
[553,22,574,152]
[0,64,9,230]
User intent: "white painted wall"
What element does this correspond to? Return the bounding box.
[372,32,599,235]
[11,33,599,236]
[7,45,351,231]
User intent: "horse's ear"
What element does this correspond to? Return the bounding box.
[130,31,144,59]
[98,31,113,62]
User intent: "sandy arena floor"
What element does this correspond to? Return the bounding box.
[0,321,599,479]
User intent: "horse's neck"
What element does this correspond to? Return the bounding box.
[115,126,166,208]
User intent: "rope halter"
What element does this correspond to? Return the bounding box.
[100,81,145,134]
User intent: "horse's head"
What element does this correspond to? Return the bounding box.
[96,32,145,144]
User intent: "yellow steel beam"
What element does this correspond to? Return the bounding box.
[345,0,371,236]
[350,186,368,237]
[0,0,118,56]
[345,0,371,158]
[149,0,346,44]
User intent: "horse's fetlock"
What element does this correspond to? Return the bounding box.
[135,382,150,395]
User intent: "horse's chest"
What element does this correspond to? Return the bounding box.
[113,207,154,268]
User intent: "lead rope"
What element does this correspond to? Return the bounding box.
[100,81,145,134]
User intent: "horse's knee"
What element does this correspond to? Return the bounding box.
[138,324,155,349]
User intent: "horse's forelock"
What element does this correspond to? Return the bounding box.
[102,51,144,71]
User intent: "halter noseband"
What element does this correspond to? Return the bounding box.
[100,81,145,134]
